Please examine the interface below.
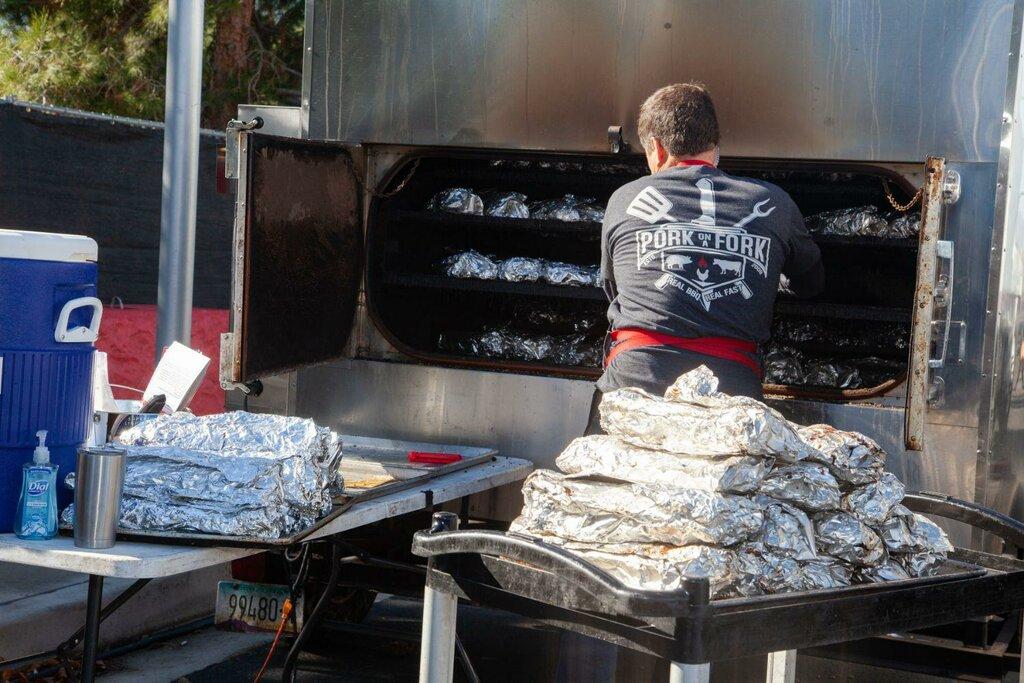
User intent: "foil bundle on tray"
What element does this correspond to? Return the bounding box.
[440,250,600,288]
[61,412,342,539]
[510,366,953,597]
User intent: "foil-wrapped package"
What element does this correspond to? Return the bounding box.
[815,511,885,566]
[541,538,740,596]
[797,424,885,486]
[483,191,530,218]
[68,411,341,539]
[900,551,945,577]
[763,345,805,385]
[759,464,842,512]
[427,187,483,214]
[510,469,764,547]
[857,559,910,583]
[600,367,822,461]
[555,435,767,493]
[842,472,905,524]
[757,557,851,593]
[805,206,889,237]
[752,497,818,561]
[116,411,342,487]
[530,194,604,222]
[441,250,498,280]
[887,212,920,238]
[438,325,601,367]
[543,261,600,287]
[875,504,916,554]
[803,360,861,389]
[498,256,544,282]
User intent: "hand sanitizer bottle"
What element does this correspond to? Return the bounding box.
[14,431,59,540]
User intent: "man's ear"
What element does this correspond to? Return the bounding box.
[653,138,669,169]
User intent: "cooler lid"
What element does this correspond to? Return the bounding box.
[0,229,98,263]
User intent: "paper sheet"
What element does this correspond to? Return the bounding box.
[91,351,119,413]
[143,342,210,412]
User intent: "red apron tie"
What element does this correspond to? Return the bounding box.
[604,327,761,376]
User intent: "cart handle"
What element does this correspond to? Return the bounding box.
[903,491,1024,550]
[413,521,708,617]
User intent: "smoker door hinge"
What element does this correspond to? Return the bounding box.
[942,170,961,205]
[224,117,264,179]
[608,126,631,154]
[219,333,265,396]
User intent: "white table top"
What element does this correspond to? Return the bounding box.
[0,457,532,579]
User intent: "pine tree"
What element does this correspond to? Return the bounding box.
[0,0,304,128]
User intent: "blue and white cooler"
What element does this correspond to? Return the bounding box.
[0,229,101,532]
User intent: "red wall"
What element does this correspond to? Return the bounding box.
[96,305,228,416]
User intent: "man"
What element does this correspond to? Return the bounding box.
[588,83,823,431]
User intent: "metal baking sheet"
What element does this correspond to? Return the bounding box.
[85,434,497,548]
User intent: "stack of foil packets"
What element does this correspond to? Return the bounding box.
[510,366,952,598]
[61,412,342,539]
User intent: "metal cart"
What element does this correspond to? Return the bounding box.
[412,493,1024,683]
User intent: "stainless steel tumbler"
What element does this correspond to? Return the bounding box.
[73,446,126,549]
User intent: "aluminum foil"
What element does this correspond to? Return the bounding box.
[600,367,822,461]
[440,251,600,288]
[530,194,604,222]
[759,464,842,513]
[797,424,885,486]
[752,497,818,561]
[427,187,483,214]
[803,360,861,389]
[875,504,916,554]
[543,261,601,287]
[899,551,945,577]
[95,411,342,538]
[555,435,767,493]
[483,191,530,218]
[857,559,910,583]
[757,554,853,593]
[441,250,498,280]
[498,256,544,282]
[814,511,885,566]
[842,472,905,525]
[763,345,805,385]
[888,212,921,238]
[510,469,764,547]
[540,538,740,596]
[438,325,601,367]
[116,411,342,487]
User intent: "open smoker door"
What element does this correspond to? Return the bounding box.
[221,132,363,387]
[905,156,958,451]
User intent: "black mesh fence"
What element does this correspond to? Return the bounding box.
[0,100,233,308]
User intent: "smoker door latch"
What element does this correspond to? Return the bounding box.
[224,117,265,179]
[608,126,631,154]
[928,240,961,369]
[942,170,961,205]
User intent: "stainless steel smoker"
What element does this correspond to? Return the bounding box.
[221,0,1024,548]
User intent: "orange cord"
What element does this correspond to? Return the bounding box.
[253,598,293,683]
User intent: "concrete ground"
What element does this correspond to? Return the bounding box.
[95,595,1021,683]
[0,562,228,667]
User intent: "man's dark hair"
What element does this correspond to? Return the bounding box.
[638,83,720,157]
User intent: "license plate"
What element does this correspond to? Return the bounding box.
[215,581,303,634]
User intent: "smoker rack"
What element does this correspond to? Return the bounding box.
[412,493,1024,682]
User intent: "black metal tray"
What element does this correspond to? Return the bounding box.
[412,493,1024,664]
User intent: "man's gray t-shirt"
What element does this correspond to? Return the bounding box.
[597,165,821,395]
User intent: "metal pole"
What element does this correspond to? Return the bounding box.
[156,0,206,359]
[669,661,710,683]
[766,650,797,683]
[419,512,460,683]
[81,575,104,683]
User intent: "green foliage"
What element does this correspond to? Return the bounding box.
[0,1,304,127]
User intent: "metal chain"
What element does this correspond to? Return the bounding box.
[883,179,923,213]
